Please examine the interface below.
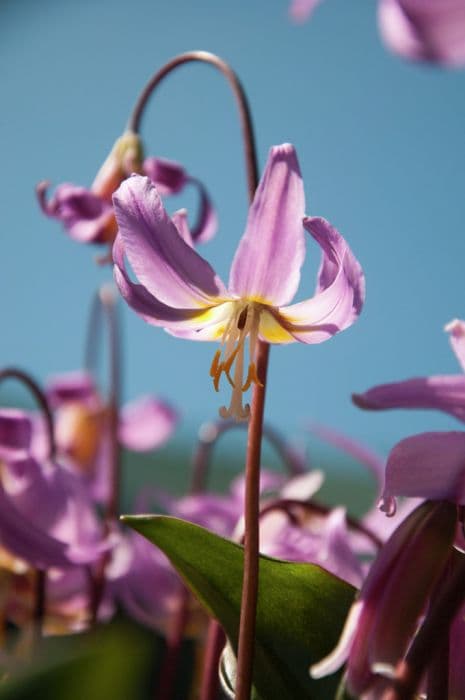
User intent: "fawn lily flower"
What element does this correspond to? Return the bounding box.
[113,143,364,420]
[37,132,216,255]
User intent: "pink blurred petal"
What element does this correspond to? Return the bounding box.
[118,396,178,451]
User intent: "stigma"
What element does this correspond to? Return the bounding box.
[209,301,263,421]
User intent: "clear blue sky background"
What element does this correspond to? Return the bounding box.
[2,0,465,460]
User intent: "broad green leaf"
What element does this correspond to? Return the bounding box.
[123,515,356,700]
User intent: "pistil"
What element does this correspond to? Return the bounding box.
[209,302,263,421]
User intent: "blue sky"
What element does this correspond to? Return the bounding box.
[2,0,465,458]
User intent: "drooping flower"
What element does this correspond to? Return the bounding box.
[44,370,178,503]
[353,318,465,422]
[310,499,457,696]
[112,143,364,420]
[37,131,217,259]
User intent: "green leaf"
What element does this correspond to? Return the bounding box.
[0,624,151,700]
[123,515,356,700]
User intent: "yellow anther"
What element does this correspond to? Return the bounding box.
[241,362,263,392]
[209,349,221,378]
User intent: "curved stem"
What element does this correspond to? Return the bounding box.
[0,367,56,460]
[191,419,305,493]
[235,340,270,700]
[200,620,226,700]
[127,51,259,199]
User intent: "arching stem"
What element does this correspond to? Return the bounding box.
[127,51,258,199]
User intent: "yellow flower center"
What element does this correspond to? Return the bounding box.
[209,301,263,421]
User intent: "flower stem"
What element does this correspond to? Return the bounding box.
[32,569,46,647]
[127,51,259,199]
[235,340,270,700]
[155,586,191,700]
[199,620,226,700]
[381,548,465,700]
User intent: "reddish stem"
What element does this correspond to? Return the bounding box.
[199,620,226,700]
[155,586,191,700]
[235,341,270,700]
[127,51,258,199]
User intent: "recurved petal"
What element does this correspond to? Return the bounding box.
[118,396,178,451]
[142,156,187,196]
[353,375,465,424]
[228,144,305,306]
[383,431,465,504]
[188,177,218,244]
[113,234,228,337]
[278,217,365,343]
[113,175,226,307]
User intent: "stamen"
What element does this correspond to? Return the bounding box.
[209,349,221,379]
[237,306,248,330]
[241,362,263,392]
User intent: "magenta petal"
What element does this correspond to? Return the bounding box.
[384,431,465,504]
[118,396,178,451]
[0,409,32,462]
[113,175,226,307]
[37,181,114,244]
[46,370,97,409]
[171,209,194,247]
[188,177,218,244]
[353,375,465,424]
[279,217,365,343]
[142,156,187,196]
[378,0,465,67]
[113,235,223,331]
[228,144,305,306]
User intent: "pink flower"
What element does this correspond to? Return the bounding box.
[113,143,364,420]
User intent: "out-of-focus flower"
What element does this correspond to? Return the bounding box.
[378,0,465,67]
[289,0,465,67]
[37,132,217,258]
[45,370,178,503]
[310,500,457,696]
[0,409,108,570]
[353,319,465,423]
[113,143,364,420]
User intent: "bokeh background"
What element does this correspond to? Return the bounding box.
[2,0,465,488]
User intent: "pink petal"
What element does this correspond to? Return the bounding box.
[353,375,465,424]
[112,175,226,308]
[113,234,228,335]
[278,217,365,343]
[378,0,465,67]
[384,431,465,504]
[118,396,178,451]
[228,144,305,306]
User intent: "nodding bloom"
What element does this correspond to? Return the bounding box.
[44,370,178,503]
[310,499,457,697]
[112,143,364,420]
[353,318,465,424]
[37,131,217,259]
